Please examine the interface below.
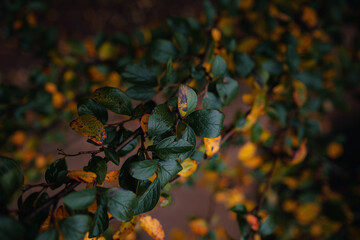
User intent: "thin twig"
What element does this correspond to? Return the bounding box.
[57,148,103,157]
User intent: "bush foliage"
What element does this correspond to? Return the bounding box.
[1,0,360,239]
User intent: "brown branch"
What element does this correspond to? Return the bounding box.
[22,182,55,192]
[57,148,103,157]
[24,128,142,222]
[104,118,133,127]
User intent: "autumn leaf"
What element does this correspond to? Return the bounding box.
[189,218,208,236]
[105,170,120,183]
[70,114,106,144]
[84,232,106,240]
[55,205,70,220]
[204,135,221,157]
[246,214,260,231]
[178,158,197,177]
[178,84,198,118]
[68,170,97,183]
[291,140,307,165]
[239,94,266,131]
[113,216,138,240]
[327,142,343,159]
[141,114,150,134]
[302,6,317,28]
[293,80,307,107]
[238,142,257,161]
[140,215,165,240]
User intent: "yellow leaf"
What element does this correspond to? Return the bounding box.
[239,94,266,131]
[327,142,343,159]
[44,82,58,94]
[238,142,257,161]
[88,200,97,214]
[105,170,120,183]
[204,136,221,157]
[113,216,138,240]
[52,92,65,109]
[141,114,150,134]
[84,232,106,240]
[68,170,97,183]
[140,215,165,240]
[293,80,307,107]
[39,211,52,233]
[70,114,106,144]
[98,42,116,61]
[178,159,197,177]
[189,218,208,236]
[170,228,189,240]
[241,156,263,169]
[291,141,307,165]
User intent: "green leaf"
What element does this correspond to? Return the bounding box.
[158,160,183,187]
[259,214,277,236]
[230,204,247,214]
[129,160,159,180]
[107,188,138,222]
[286,44,299,72]
[45,158,68,190]
[203,92,223,110]
[60,215,90,240]
[203,0,216,26]
[163,59,174,86]
[190,150,204,161]
[174,32,188,55]
[119,156,139,192]
[251,122,262,143]
[84,156,107,184]
[70,114,106,145]
[134,178,161,215]
[148,104,176,137]
[92,87,132,115]
[126,86,156,101]
[122,64,157,87]
[235,53,255,77]
[178,85,198,118]
[211,55,227,77]
[20,192,49,228]
[216,77,239,105]
[64,189,96,210]
[178,124,196,160]
[77,99,108,124]
[36,228,58,240]
[151,39,178,63]
[0,156,24,205]
[89,201,109,237]
[185,109,225,138]
[148,136,194,160]
[104,148,119,165]
[0,217,25,240]
[261,60,283,75]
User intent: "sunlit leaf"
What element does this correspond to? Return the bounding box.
[204,135,221,157]
[178,158,197,177]
[70,114,106,144]
[140,215,165,240]
[67,171,97,183]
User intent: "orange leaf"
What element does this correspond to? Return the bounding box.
[327,142,343,159]
[68,170,97,183]
[113,216,138,240]
[291,141,307,165]
[189,218,209,236]
[70,114,106,144]
[246,214,260,231]
[211,28,222,42]
[204,136,221,157]
[55,205,70,220]
[140,215,165,240]
[105,170,120,183]
[178,158,197,177]
[84,232,106,240]
[141,114,150,134]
